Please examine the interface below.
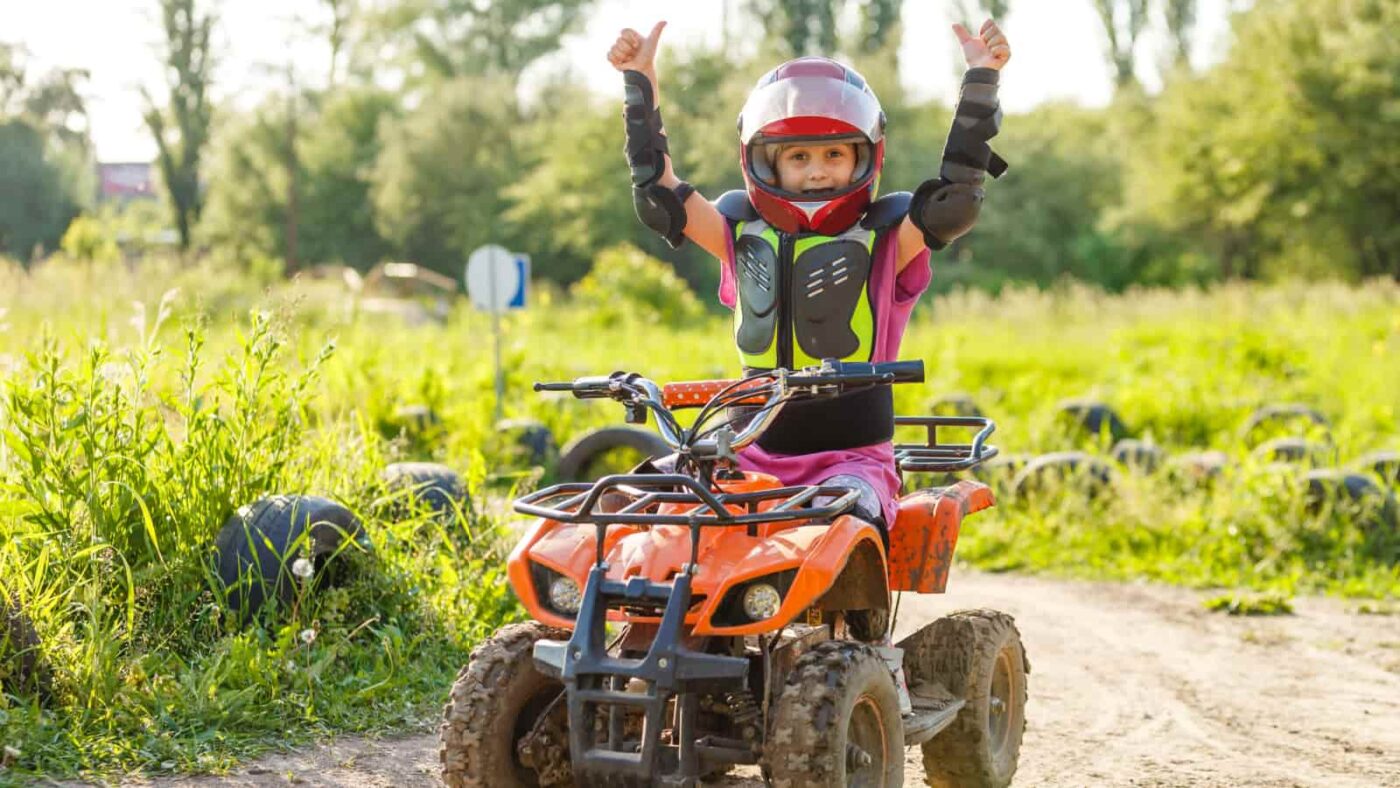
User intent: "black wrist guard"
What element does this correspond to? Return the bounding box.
[940,67,1007,186]
[623,70,668,188]
[634,181,693,249]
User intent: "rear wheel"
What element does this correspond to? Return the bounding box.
[911,609,1028,788]
[765,641,904,787]
[439,622,572,787]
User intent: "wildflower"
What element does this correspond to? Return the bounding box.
[300,628,317,645]
[291,558,314,580]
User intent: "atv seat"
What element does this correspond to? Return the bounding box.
[887,480,994,593]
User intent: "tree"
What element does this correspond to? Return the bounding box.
[1092,0,1150,89]
[1164,0,1198,70]
[143,0,215,251]
[0,120,78,259]
[201,86,396,271]
[1124,0,1400,280]
[364,0,591,82]
[371,76,525,276]
[745,0,904,56]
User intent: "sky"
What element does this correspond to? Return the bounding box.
[3,0,1233,162]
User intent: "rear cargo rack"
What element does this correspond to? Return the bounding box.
[514,472,860,526]
[894,415,999,472]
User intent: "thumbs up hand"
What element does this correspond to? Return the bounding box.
[608,21,668,74]
[953,19,1011,71]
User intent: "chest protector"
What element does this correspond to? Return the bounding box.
[732,219,878,370]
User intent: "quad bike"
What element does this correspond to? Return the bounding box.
[440,360,1028,787]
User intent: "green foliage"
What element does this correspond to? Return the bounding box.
[0,119,79,260]
[569,243,705,329]
[1124,0,1400,280]
[202,86,396,271]
[1204,592,1295,616]
[363,0,592,82]
[504,89,634,283]
[371,76,524,277]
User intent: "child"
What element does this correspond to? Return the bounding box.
[607,21,1011,533]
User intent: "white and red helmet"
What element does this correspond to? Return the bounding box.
[738,57,886,235]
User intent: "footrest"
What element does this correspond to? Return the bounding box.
[903,697,965,746]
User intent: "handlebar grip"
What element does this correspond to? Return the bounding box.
[662,379,768,409]
[534,382,574,392]
[873,360,925,384]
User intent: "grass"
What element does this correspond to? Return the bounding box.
[0,253,1397,777]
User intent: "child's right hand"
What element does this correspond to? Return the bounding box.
[607,21,667,74]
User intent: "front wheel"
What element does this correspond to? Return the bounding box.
[439,622,572,787]
[765,641,904,787]
[910,609,1028,788]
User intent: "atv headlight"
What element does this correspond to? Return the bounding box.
[741,583,782,621]
[548,576,582,614]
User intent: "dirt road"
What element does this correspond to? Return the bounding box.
[147,571,1400,787]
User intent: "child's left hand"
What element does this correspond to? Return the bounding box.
[954,19,1011,70]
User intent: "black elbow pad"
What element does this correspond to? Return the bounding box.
[633,181,694,249]
[909,179,984,250]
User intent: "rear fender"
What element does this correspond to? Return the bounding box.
[888,480,994,593]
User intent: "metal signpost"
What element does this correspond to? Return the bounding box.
[465,245,530,423]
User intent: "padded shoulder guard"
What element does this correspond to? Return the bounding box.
[714,190,760,223]
[860,191,912,231]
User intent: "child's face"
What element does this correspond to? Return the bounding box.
[773,142,858,195]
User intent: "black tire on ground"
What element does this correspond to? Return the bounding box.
[1251,437,1332,467]
[497,418,559,468]
[929,393,984,418]
[1010,452,1116,499]
[439,621,572,788]
[765,640,904,788]
[381,462,468,519]
[1110,439,1166,473]
[1240,403,1329,447]
[556,427,670,483]
[1353,450,1400,487]
[1,596,46,696]
[214,495,364,620]
[1302,469,1400,534]
[904,609,1028,788]
[1055,399,1129,444]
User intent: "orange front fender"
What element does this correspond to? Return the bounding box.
[692,514,886,636]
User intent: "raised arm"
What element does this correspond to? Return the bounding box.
[896,19,1012,271]
[607,22,728,261]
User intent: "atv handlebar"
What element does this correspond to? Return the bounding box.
[534,360,926,455]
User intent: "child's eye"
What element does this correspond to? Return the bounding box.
[826,149,846,159]
[791,152,808,162]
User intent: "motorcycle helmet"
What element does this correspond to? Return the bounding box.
[737,57,885,235]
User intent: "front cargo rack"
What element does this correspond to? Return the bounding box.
[514,473,860,527]
[894,415,1000,472]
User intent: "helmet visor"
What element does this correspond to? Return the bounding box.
[738,76,884,145]
[747,135,875,199]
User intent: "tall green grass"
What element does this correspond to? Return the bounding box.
[0,255,1397,776]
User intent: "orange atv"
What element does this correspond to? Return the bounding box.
[440,360,1028,787]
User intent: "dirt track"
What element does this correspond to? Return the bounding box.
[141,571,1400,787]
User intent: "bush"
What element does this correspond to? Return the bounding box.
[569,243,706,329]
